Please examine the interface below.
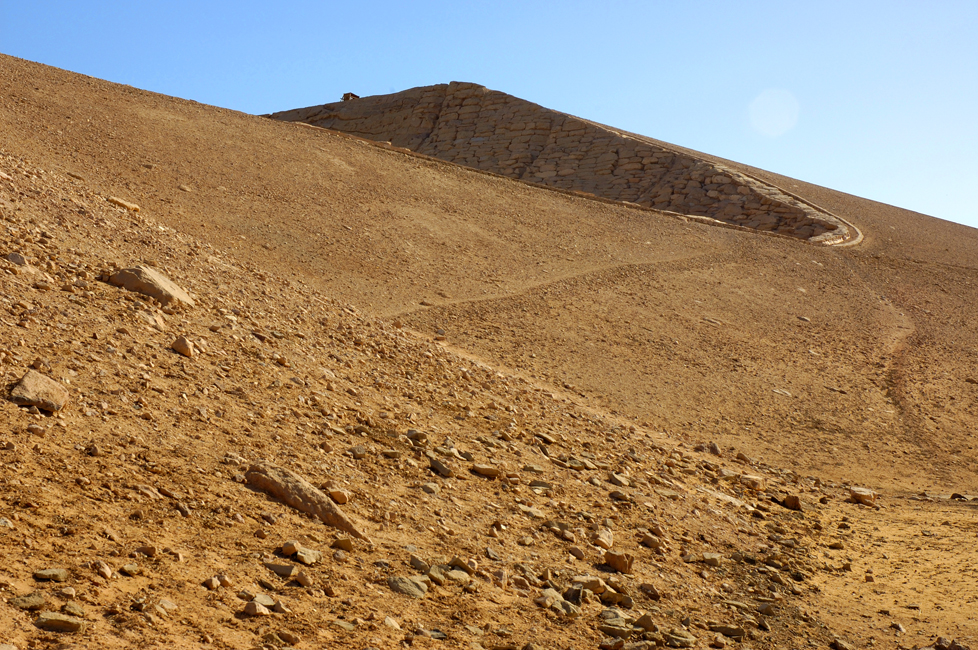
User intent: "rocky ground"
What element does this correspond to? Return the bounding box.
[0,153,974,650]
[1,54,977,650]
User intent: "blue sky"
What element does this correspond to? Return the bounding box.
[2,1,976,228]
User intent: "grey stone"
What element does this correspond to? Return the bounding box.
[388,575,428,598]
[10,591,47,611]
[33,568,69,582]
[34,612,86,632]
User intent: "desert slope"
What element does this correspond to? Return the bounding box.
[0,54,977,649]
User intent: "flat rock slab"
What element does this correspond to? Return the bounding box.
[33,568,69,582]
[11,370,69,412]
[109,265,195,308]
[35,611,86,632]
[245,461,371,543]
[388,575,428,599]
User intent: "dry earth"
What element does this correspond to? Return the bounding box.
[0,54,976,650]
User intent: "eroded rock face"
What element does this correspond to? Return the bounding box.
[269,83,853,244]
[108,265,195,308]
[10,370,69,411]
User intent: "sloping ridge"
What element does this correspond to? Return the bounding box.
[269,82,855,244]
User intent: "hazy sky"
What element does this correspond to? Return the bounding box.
[3,1,976,228]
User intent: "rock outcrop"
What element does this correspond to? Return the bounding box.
[269,82,853,243]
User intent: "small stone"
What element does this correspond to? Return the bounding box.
[446,569,471,585]
[634,613,656,631]
[421,482,440,494]
[295,571,314,587]
[331,537,354,552]
[264,561,298,578]
[243,601,271,616]
[348,444,368,460]
[106,196,141,212]
[388,575,428,598]
[10,370,69,412]
[108,265,194,308]
[384,616,401,630]
[172,336,195,358]
[428,455,455,478]
[11,591,47,611]
[34,568,69,582]
[849,487,877,506]
[703,553,723,567]
[202,576,220,590]
[134,545,158,557]
[449,556,476,575]
[473,464,500,478]
[329,489,350,504]
[609,472,631,487]
[272,600,291,614]
[783,495,803,511]
[604,550,634,574]
[253,594,276,607]
[295,547,322,565]
[92,560,113,580]
[427,565,448,586]
[119,563,140,576]
[35,611,86,632]
[593,528,614,550]
[709,624,746,638]
[278,630,301,645]
[61,602,85,618]
[639,583,661,600]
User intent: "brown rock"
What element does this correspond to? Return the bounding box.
[10,370,69,412]
[604,550,634,574]
[329,489,350,504]
[243,601,270,616]
[849,487,877,506]
[171,336,195,358]
[106,196,140,212]
[593,528,614,550]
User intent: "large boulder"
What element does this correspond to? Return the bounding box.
[10,370,69,412]
[108,265,195,308]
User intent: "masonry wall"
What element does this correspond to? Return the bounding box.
[270,83,849,243]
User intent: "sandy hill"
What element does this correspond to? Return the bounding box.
[0,54,977,650]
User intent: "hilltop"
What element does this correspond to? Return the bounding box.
[0,55,977,650]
